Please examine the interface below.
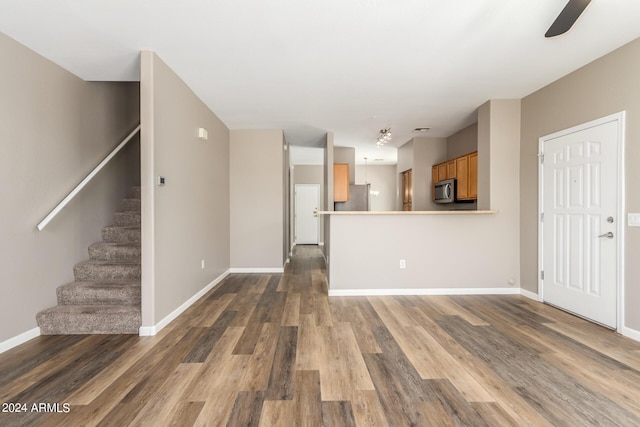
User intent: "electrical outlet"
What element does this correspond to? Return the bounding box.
[201,259,205,269]
[400,259,406,269]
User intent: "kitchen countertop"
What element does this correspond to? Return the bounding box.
[315,210,498,215]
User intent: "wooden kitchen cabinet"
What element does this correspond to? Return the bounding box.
[437,163,447,182]
[432,166,438,201]
[431,151,478,201]
[446,160,456,179]
[334,163,349,202]
[469,151,478,199]
[456,155,469,200]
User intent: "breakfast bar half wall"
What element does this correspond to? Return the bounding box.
[317,210,524,297]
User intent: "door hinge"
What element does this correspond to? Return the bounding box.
[540,212,544,222]
[538,153,544,163]
[541,270,545,280]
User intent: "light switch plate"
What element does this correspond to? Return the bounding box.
[629,213,640,227]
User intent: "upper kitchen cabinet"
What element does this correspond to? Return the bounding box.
[469,151,478,199]
[334,163,349,202]
[432,151,478,201]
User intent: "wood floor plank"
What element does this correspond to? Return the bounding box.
[281,292,301,326]
[189,293,237,328]
[294,370,322,427]
[351,389,389,427]
[321,401,356,427]
[472,401,519,427]
[183,311,237,362]
[166,401,205,427]
[239,322,280,391]
[296,314,321,371]
[226,390,265,427]
[317,323,375,401]
[128,363,203,427]
[264,326,297,400]
[428,295,490,326]
[258,400,295,427]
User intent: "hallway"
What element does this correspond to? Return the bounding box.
[1,245,640,425]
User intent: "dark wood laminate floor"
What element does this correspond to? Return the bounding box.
[1,245,640,426]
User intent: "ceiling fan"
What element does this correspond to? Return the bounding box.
[545,0,592,37]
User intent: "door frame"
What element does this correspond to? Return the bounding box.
[295,183,320,245]
[538,111,625,332]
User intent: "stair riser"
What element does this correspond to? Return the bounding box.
[74,264,140,282]
[89,244,141,261]
[37,311,141,335]
[131,186,141,200]
[113,212,141,227]
[121,199,141,212]
[102,228,140,244]
[57,285,141,306]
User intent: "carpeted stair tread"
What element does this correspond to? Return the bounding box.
[89,242,141,261]
[37,305,140,335]
[57,282,141,306]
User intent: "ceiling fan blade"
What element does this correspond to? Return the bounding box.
[545,0,592,38]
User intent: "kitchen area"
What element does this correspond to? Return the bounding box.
[318,99,522,296]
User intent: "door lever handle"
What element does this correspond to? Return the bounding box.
[598,232,614,239]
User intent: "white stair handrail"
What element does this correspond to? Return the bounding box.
[37,124,141,231]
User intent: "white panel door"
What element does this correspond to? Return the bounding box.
[295,184,319,245]
[542,118,620,328]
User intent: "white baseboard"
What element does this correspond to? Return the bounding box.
[139,269,230,336]
[328,287,521,297]
[319,242,325,246]
[229,267,284,273]
[520,288,542,301]
[0,327,41,354]
[621,325,640,343]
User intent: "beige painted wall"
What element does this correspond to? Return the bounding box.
[447,123,478,159]
[0,33,140,344]
[294,165,324,243]
[329,214,520,291]
[520,37,640,331]
[230,129,284,269]
[141,52,230,327]
[355,165,397,211]
[413,137,448,211]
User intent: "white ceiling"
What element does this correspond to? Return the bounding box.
[2,1,640,165]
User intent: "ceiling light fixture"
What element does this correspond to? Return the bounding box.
[376,128,392,147]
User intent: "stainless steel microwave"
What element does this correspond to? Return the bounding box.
[434,179,455,203]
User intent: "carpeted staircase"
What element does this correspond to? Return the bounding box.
[36,187,141,334]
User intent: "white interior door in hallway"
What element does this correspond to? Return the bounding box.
[295,184,320,245]
[540,113,624,329]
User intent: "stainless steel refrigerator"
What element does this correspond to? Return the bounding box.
[334,184,370,211]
